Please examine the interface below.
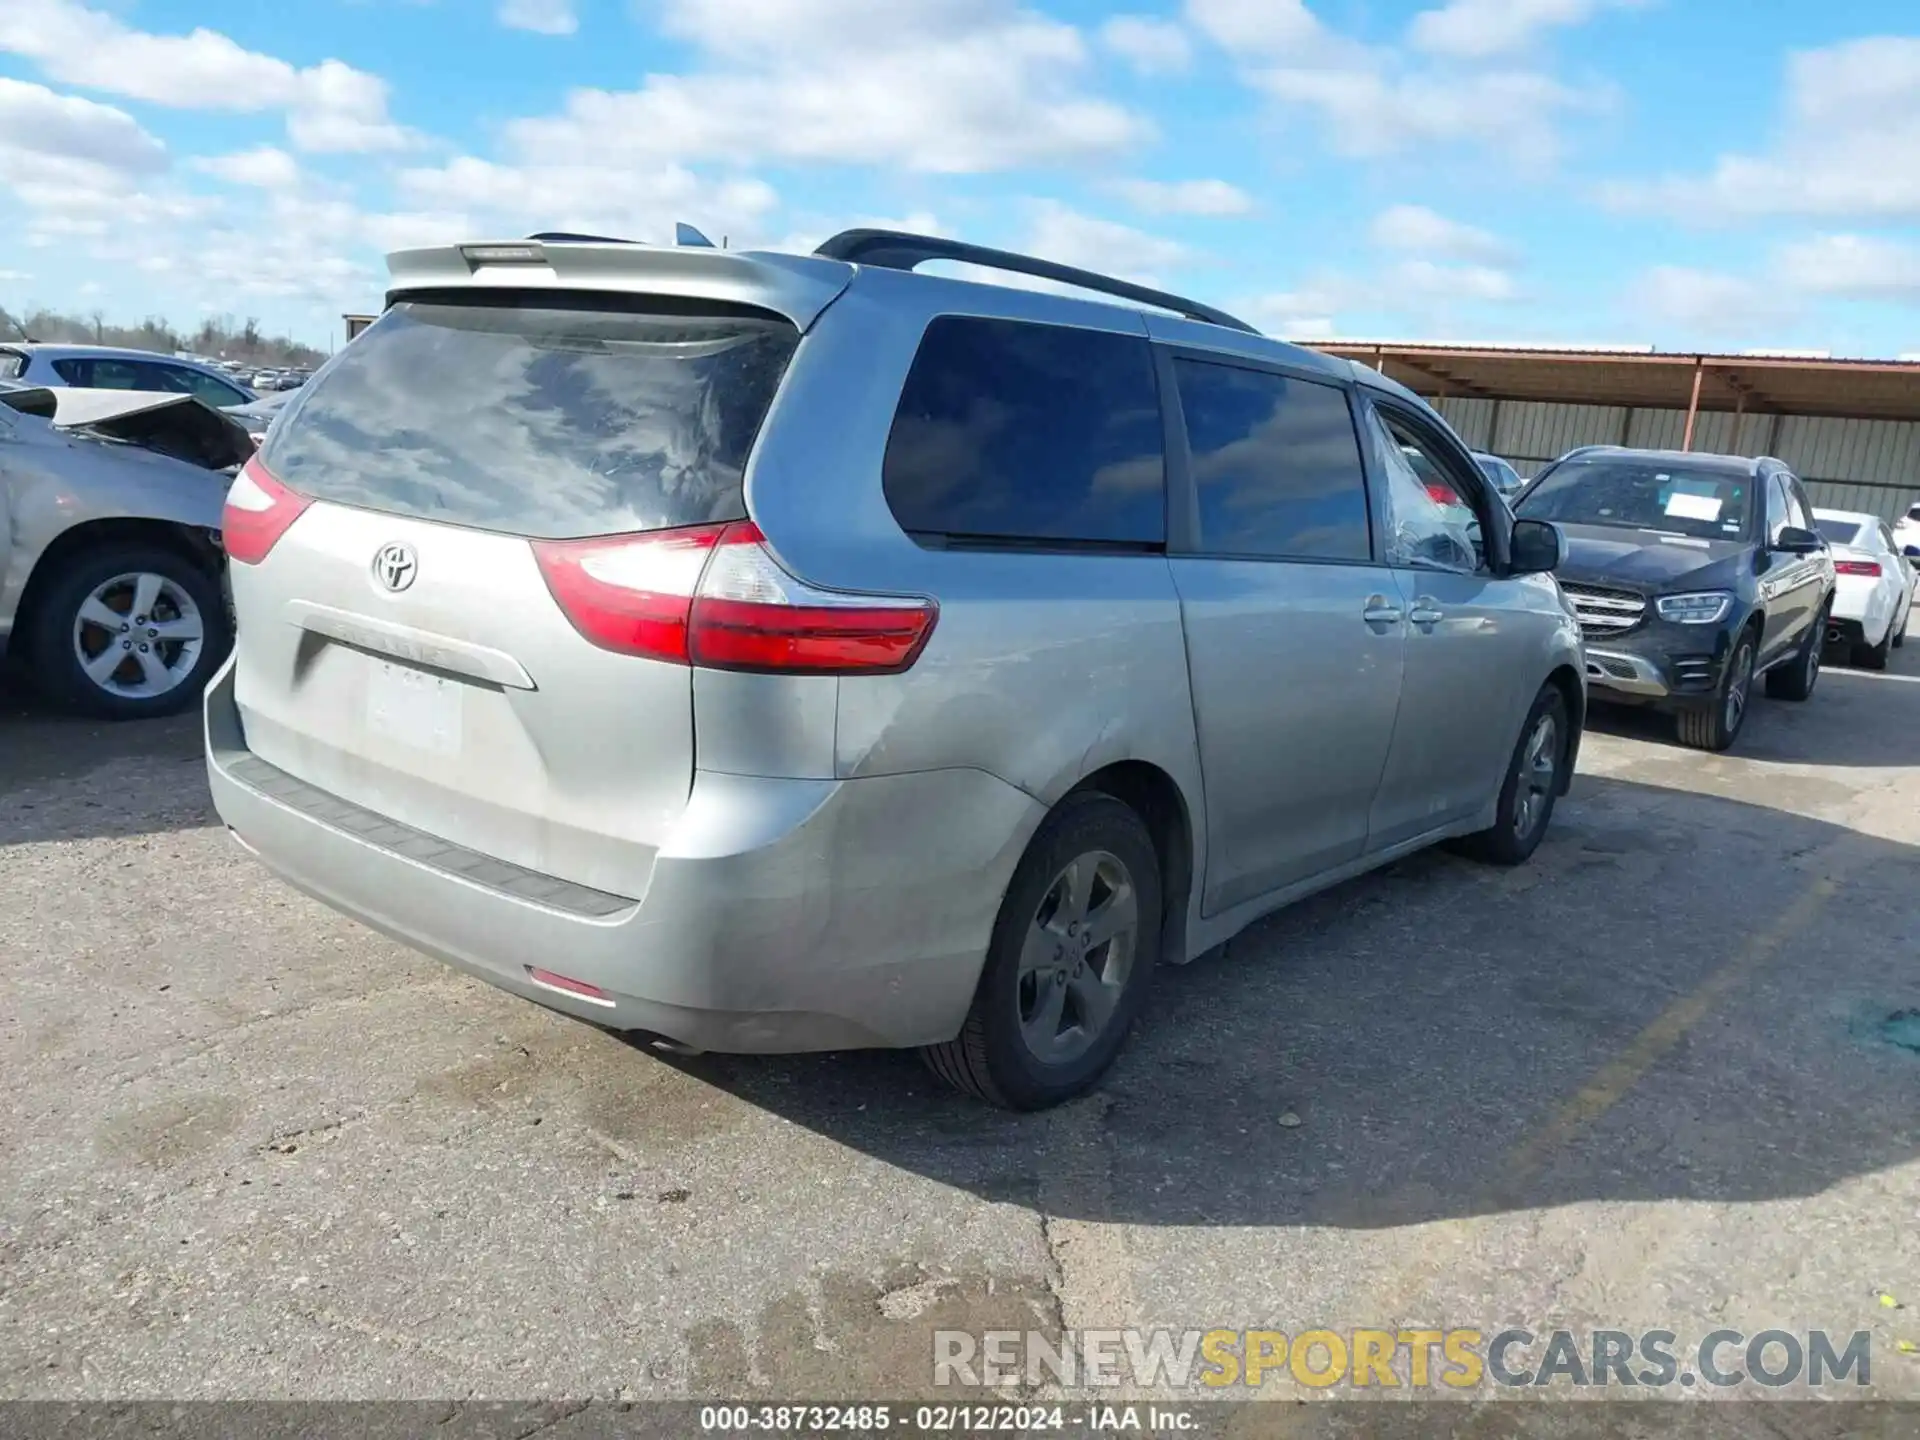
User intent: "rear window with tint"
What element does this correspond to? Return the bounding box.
[261,297,799,540]
[1814,516,1866,546]
[882,316,1166,549]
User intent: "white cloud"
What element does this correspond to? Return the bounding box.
[499,0,578,36]
[0,76,166,176]
[1101,15,1193,75]
[1188,0,1619,165]
[1369,204,1516,264]
[1107,177,1254,215]
[0,268,31,282]
[0,0,412,154]
[1408,0,1635,60]
[1773,234,1920,303]
[1024,200,1192,285]
[1602,36,1920,222]
[486,0,1148,175]
[397,156,779,244]
[1238,256,1523,337]
[1258,65,1598,165]
[194,146,301,190]
[1185,0,1328,56]
[1624,265,1798,338]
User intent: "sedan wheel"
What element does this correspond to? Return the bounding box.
[28,543,232,720]
[71,571,207,702]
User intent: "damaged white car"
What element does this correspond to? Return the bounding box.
[0,386,252,719]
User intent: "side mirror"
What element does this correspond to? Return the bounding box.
[1509,517,1562,575]
[1774,525,1823,554]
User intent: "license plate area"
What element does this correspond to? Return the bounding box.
[366,659,464,756]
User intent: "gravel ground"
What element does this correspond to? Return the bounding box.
[2,620,1917,1410]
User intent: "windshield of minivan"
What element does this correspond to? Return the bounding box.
[1516,458,1755,542]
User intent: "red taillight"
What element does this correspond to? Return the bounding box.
[531,521,937,675]
[222,457,312,565]
[1835,559,1882,577]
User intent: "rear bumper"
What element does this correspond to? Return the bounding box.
[204,658,1043,1052]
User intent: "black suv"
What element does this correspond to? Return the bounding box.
[1515,447,1836,751]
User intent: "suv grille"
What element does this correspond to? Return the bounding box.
[1560,582,1647,639]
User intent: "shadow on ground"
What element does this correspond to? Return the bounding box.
[658,772,1920,1229]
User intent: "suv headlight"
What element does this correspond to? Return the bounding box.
[1656,591,1734,625]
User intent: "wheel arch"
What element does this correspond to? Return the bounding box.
[1066,759,1195,968]
[14,518,224,655]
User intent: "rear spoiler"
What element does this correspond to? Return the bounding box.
[384,238,856,331]
[1,386,255,471]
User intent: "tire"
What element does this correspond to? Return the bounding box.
[1854,620,1892,672]
[1454,684,1569,867]
[25,543,231,720]
[1678,628,1755,751]
[921,792,1162,1110]
[1765,604,1825,702]
[1892,601,1908,650]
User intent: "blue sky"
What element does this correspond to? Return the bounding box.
[1,0,1916,356]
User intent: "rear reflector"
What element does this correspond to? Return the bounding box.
[526,967,615,1007]
[533,521,936,675]
[222,457,312,565]
[1835,559,1882,577]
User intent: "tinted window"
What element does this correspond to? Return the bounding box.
[1520,459,1757,542]
[1766,477,1791,540]
[1173,361,1369,561]
[262,297,799,540]
[156,365,250,407]
[0,351,22,380]
[883,317,1165,547]
[1814,516,1866,546]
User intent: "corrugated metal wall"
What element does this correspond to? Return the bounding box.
[1433,399,1920,523]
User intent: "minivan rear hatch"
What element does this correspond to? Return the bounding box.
[230,290,803,899]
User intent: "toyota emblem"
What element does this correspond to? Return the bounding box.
[373,542,418,593]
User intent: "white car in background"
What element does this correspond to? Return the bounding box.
[1813,507,1914,670]
[1893,500,1920,567]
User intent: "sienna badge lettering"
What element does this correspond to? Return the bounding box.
[373,542,418,594]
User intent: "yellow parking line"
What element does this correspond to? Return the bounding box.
[1486,874,1836,1206]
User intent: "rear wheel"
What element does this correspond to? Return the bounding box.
[1766,605,1826,701]
[1894,600,1908,649]
[1678,630,1754,751]
[1854,617,1892,671]
[922,793,1162,1110]
[1455,684,1568,866]
[25,543,231,720]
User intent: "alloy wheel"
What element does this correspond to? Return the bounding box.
[70,572,206,700]
[1015,850,1139,1066]
[1513,713,1559,839]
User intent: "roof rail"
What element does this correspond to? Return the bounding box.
[526,231,640,244]
[813,228,1259,335]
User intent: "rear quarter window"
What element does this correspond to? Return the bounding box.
[261,295,801,540]
[882,315,1166,549]
[0,351,22,380]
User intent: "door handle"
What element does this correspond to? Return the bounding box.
[1409,598,1444,626]
[1363,596,1403,625]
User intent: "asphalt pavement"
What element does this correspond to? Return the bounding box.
[3,622,1917,1407]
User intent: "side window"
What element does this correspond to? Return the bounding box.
[1785,478,1815,532]
[85,359,147,391]
[1171,360,1371,562]
[52,358,93,385]
[882,316,1165,548]
[159,365,245,406]
[1367,406,1487,574]
[0,351,23,380]
[1765,476,1791,542]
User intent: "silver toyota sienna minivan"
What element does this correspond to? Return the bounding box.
[206,229,1584,1109]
